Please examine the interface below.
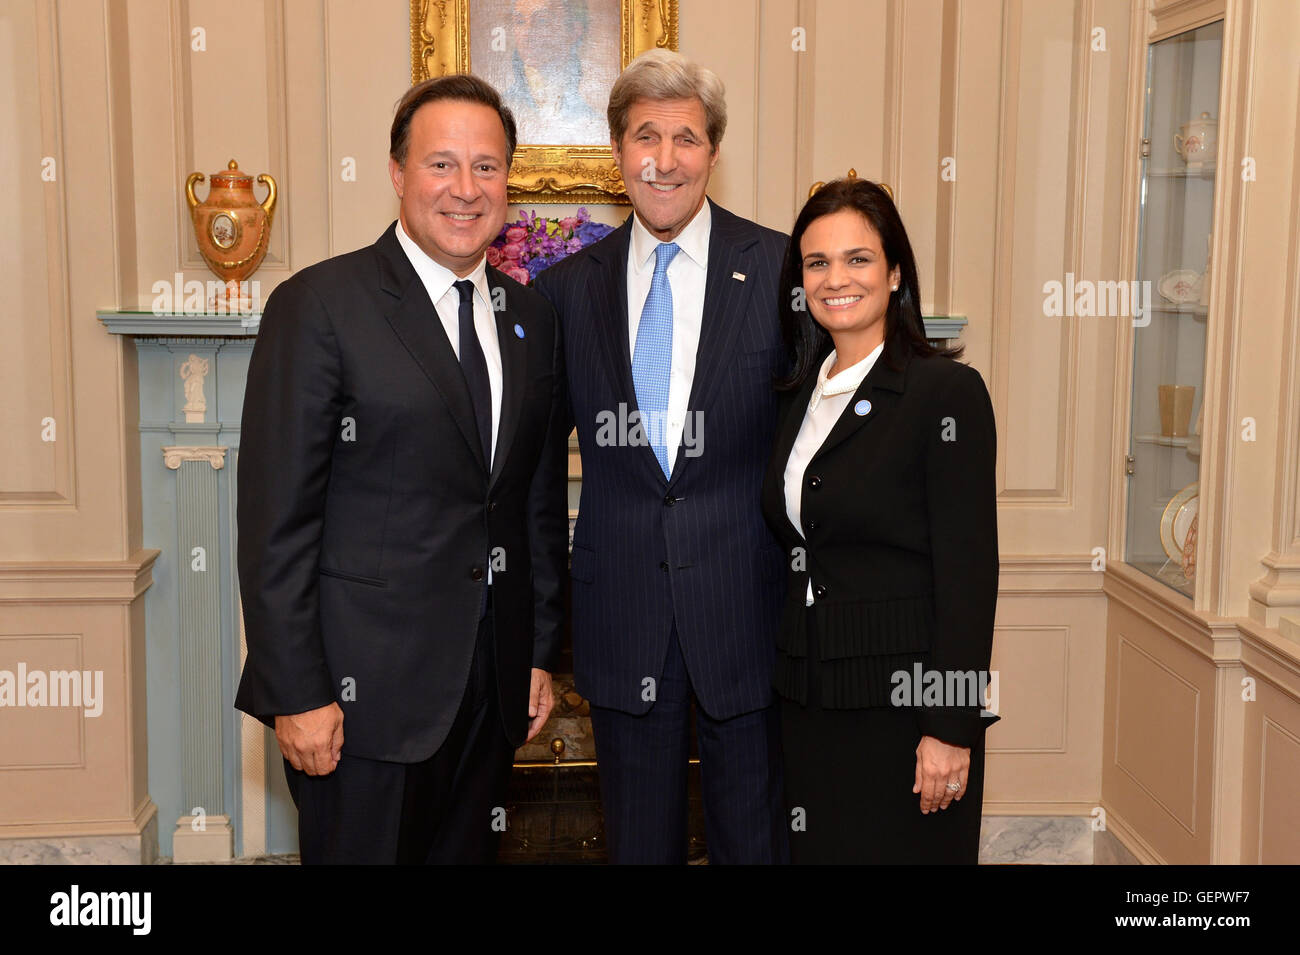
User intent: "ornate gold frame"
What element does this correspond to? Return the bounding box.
[409,0,677,203]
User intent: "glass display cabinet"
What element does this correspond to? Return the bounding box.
[1123,18,1223,598]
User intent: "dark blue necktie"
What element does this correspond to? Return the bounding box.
[454,279,492,468]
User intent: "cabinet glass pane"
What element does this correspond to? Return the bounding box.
[1124,20,1222,597]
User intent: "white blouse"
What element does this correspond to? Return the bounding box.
[783,342,885,605]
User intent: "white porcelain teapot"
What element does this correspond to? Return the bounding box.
[1174,112,1217,168]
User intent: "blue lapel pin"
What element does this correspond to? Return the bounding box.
[513,323,525,339]
[854,399,872,416]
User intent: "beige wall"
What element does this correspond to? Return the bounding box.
[3,0,1298,862]
[1,0,156,855]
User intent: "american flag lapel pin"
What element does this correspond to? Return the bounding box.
[732,271,746,281]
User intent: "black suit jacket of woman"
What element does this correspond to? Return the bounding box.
[760,345,1000,748]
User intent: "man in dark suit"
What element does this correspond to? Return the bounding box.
[234,74,569,864]
[534,50,789,863]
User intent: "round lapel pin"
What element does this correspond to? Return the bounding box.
[513,323,525,339]
[854,399,872,416]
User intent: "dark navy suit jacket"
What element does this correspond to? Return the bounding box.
[534,200,788,719]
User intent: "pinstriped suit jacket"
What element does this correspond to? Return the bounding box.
[534,200,789,719]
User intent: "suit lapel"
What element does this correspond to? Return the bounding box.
[377,223,488,475]
[667,200,758,486]
[768,369,822,541]
[586,217,636,412]
[488,264,526,489]
[810,347,910,464]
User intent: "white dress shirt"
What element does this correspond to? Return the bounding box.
[395,218,503,469]
[626,200,711,477]
[784,342,885,605]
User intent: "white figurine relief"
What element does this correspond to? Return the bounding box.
[180,354,210,423]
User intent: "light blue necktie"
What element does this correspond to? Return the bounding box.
[632,242,680,477]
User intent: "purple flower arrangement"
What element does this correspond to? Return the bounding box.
[487,207,615,285]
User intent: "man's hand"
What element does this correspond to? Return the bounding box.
[275,702,344,776]
[525,668,554,743]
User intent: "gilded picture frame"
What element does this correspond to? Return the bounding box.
[409,0,678,203]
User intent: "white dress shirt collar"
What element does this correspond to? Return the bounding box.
[809,341,885,413]
[629,198,712,273]
[395,217,492,310]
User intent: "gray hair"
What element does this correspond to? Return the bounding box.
[607,49,727,150]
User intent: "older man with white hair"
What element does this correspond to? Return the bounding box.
[535,50,789,864]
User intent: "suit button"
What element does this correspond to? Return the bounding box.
[488,500,497,512]
[659,561,669,572]
[808,474,822,489]
[664,494,676,506]
[807,519,819,531]
[470,566,484,581]
[813,583,827,598]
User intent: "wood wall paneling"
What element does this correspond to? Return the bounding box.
[0,0,74,507]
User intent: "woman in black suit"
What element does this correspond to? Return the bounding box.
[761,178,999,864]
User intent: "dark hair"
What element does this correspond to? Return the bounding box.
[776,178,961,391]
[390,73,517,168]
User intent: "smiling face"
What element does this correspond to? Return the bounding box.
[800,208,901,360]
[612,97,718,241]
[388,98,509,276]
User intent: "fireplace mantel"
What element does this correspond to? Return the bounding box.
[99,310,261,861]
[99,310,260,337]
[99,310,968,340]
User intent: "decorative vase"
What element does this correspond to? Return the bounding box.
[185,159,277,299]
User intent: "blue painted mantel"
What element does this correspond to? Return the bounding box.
[100,309,293,861]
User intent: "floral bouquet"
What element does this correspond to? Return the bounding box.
[487,207,615,285]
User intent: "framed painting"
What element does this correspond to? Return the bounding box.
[409,0,678,203]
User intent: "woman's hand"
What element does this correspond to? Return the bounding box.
[913,735,970,813]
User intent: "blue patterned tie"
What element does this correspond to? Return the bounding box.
[632,242,680,477]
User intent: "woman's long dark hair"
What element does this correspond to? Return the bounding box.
[776,178,961,391]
